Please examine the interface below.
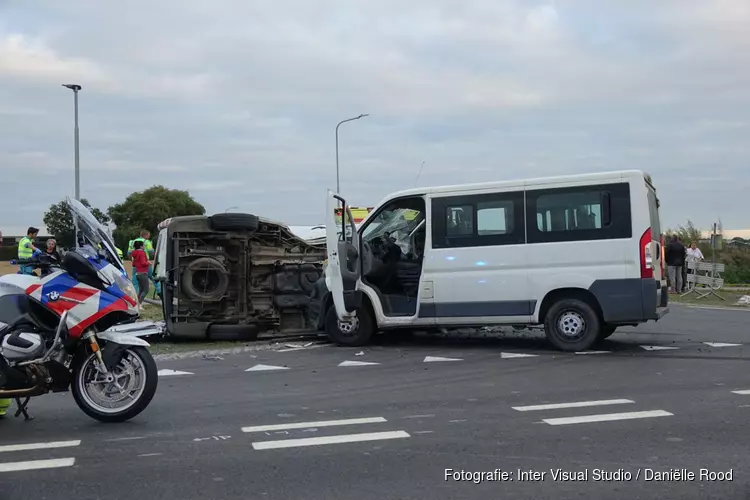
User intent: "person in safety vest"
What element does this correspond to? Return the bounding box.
[17,227,40,275]
[127,230,154,294]
[0,398,10,417]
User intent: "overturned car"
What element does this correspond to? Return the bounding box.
[153,213,326,340]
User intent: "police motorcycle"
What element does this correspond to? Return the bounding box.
[0,197,158,422]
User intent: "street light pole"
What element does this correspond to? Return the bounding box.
[335,113,369,193]
[62,84,82,200]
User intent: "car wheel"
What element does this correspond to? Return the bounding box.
[208,213,259,232]
[544,298,600,352]
[598,324,617,341]
[325,304,375,347]
[208,324,259,341]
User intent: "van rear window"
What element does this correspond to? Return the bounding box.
[647,188,661,239]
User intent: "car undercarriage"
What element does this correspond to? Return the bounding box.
[156,213,326,340]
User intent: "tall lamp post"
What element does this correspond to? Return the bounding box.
[62,84,82,201]
[335,113,369,193]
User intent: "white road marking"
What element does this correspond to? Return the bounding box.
[512,399,634,412]
[242,416,387,433]
[542,410,673,426]
[640,345,680,351]
[252,431,410,450]
[500,352,539,359]
[105,436,147,442]
[704,342,742,348]
[157,369,194,376]
[413,430,434,434]
[423,356,462,362]
[403,414,435,419]
[338,360,380,367]
[138,453,163,457]
[0,458,76,473]
[0,440,81,453]
[574,351,611,355]
[449,419,467,423]
[277,344,329,353]
[246,364,289,372]
[731,390,750,395]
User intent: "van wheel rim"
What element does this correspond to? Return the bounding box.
[338,317,360,335]
[557,311,585,338]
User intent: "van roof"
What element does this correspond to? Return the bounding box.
[379,169,649,201]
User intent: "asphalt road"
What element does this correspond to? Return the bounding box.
[1,304,749,500]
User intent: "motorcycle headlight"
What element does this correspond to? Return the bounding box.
[114,272,139,305]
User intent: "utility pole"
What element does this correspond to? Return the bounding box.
[335,114,369,193]
[63,84,82,247]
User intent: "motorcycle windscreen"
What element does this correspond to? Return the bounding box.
[65,196,126,273]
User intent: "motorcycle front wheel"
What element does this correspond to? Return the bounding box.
[72,346,158,423]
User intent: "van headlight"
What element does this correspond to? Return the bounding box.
[114,272,139,305]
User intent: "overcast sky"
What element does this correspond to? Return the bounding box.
[1,0,748,234]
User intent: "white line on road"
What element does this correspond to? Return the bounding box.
[423,356,462,362]
[338,360,380,367]
[252,431,410,450]
[574,351,611,355]
[277,344,329,353]
[640,345,680,351]
[542,410,673,426]
[500,352,539,359]
[403,414,435,419]
[138,453,163,457]
[0,440,81,453]
[0,458,76,473]
[704,342,743,348]
[731,390,750,395]
[105,436,147,442]
[157,369,194,376]
[512,399,634,412]
[246,364,289,372]
[242,416,387,433]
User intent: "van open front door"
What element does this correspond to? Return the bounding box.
[326,190,363,321]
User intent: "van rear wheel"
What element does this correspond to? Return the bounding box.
[544,299,600,352]
[325,305,374,347]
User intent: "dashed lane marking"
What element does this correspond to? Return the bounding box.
[0,458,76,473]
[0,440,81,453]
[512,399,634,412]
[338,360,380,367]
[731,390,750,395]
[246,364,289,372]
[157,369,194,377]
[242,417,387,433]
[704,342,743,348]
[542,410,673,426]
[640,345,680,351]
[251,431,410,450]
[423,356,462,362]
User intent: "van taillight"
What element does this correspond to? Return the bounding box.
[660,234,665,277]
[640,228,653,279]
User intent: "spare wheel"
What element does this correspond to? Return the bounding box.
[209,213,260,232]
[181,257,229,300]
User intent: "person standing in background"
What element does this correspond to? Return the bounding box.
[665,235,686,293]
[17,227,40,275]
[41,238,61,276]
[127,230,154,294]
[130,240,150,307]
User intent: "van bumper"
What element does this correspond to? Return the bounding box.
[588,278,670,325]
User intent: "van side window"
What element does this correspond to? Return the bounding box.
[477,200,514,235]
[445,205,473,236]
[431,191,525,249]
[526,183,632,243]
[535,192,602,232]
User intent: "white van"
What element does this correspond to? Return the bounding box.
[306,170,669,352]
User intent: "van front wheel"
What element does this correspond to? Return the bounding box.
[544,299,600,352]
[325,305,375,347]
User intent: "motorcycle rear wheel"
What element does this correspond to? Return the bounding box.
[72,346,158,423]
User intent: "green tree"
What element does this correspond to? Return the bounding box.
[665,220,703,245]
[43,199,111,248]
[108,186,205,249]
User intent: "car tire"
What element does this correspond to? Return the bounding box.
[181,257,229,300]
[209,213,259,232]
[208,324,259,341]
[325,304,375,347]
[598,324,617,340]
[544,298,600,352]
